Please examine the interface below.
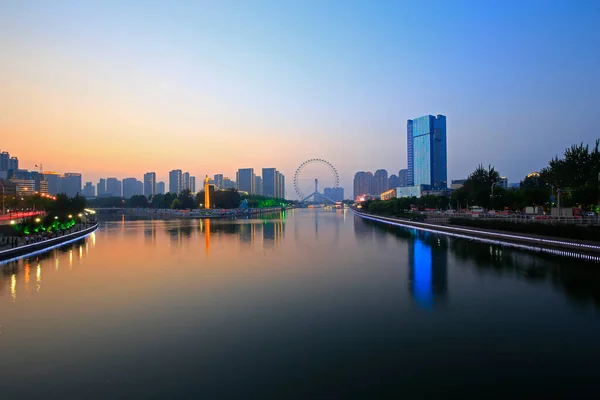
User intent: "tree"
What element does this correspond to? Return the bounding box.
[520,174,546,189]
[128,195,149,208]
[177,189,195,209]
[462,164,501,209]
[171,198,182,209]
[540,139,600,208]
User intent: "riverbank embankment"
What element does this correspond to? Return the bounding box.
[0,223,99,263]
[351,209,600,260]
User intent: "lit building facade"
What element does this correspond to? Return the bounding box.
[397,185,423,198]
[407,114,447,189]
[10,179,35,196]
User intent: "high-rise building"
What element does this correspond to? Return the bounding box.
[29,171,47,194]
[324,187,344,202]
[353,171,373,198]
[262,168,276,197]
[8,157,18,171]
[279,174,285,199]
[106,178,122,197]
[273,171,285,199]
[97,178,107,197]
[273,170,286,199]
[144,172,156,198]
[61,173,82,197]
[398,169,408,187]
[182,172,190,191]
[373,169,389,194]
[214,174,224,189]
[254,176,263,196]
[237,168,255,194]
[407,114,447,189]
[222,177,236,190]
[42,172,60,195]
[389,174,399,189]
[83,182,95,197]
[169,169,182,194]
[189,176,196,193]
[157,181,166,195]
[38,179,48,195]
[0,151,9,171]
[11,169,31,180]
[10,178,35,196]
[123,178,142,199]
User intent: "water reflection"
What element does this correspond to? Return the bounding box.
[156,214,287,254]
[408,233,448,309]
[357,216,600,309]
[1,236,94,302]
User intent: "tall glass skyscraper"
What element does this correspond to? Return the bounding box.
[407,115,447,189]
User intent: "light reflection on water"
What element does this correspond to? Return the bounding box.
[0,209,599,398]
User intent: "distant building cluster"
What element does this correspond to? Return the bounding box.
[354,114,448,201]
[0,149,77,197]
[235,168,286,198]
[1,149,288,201]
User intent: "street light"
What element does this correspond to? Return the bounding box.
[490,182,497,211]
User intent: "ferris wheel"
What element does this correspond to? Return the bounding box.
[293,158,340,203]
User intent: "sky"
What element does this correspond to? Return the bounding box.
[1,0,599,198]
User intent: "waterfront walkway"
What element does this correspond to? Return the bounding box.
[351,208,600,260]
[0,222,99,262]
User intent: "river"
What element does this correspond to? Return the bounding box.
[1,208,599,397]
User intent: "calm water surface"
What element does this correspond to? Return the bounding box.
[1,209,600,398]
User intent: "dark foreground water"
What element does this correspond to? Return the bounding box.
[1,209,600,398]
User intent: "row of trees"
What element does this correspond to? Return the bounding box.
[451,140,600,211]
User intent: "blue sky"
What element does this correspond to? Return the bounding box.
[1,0,599,196]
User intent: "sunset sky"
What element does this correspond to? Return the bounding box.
[1,0,599,197]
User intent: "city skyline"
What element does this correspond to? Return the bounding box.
[2,1,599,198]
